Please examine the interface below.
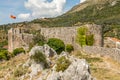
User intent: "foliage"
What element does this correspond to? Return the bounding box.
[13,48,25,56]
[76,27,94,47]
[56,56,71,72]
[86,34,94,46]
[33,32,46,46]
[0,50,10,60]
[65,44,74,53]
[0,40,8,50]
[31,1,120,39]
[30,50,48,67]
[47,38,65,54]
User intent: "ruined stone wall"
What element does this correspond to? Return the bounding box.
[8,28,33,52]
[8,24,102,52]
[104,37,120,49]
[41,24,103,47]
[82,46,120,63]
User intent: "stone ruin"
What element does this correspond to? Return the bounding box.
[8,28,33,52]
[8,24,103,52]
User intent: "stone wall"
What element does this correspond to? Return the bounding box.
[104,37,120,49]
[8,28,33,52]
[8,24,102,52]
[82,46,120,63]
[41,24,103,47]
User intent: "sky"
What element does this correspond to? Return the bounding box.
[0,0,86,25]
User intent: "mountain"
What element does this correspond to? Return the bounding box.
[29,0,120,39]
[0,0,120,39]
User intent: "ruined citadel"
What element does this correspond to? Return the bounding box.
[8,24,102,52]
[8,24,120,63]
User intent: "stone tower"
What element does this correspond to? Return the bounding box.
[8,28,33,52]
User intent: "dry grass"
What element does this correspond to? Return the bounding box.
[0,53,29,80]
[0,50,120,80]
[73,51,120,80]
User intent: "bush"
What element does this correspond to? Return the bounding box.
[30,50,48,68]
[0,50,10,60]
[76,27,94,47]
[76,27,87,47]
[56,56,71,72]
[47,38,65,54]
[33,32,46,46]
[65,44,74,53]
[86,35,94,46]
[13,48,25,56]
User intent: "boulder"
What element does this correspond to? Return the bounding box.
[46,58,93,80]
[29,44,57,58]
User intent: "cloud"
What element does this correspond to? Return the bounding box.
[18,0,66,19]
[18,13,30,19]
[80,0,86,3]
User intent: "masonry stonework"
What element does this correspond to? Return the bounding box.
[82,46,120,63]
[40,24,103,47]
[8,28,33,52]
[8,24,102,52]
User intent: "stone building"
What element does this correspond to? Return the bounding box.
[8,28,33,52]
[41,24,103,47]
[8,24,103,52]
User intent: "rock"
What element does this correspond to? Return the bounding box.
[24,44,57,78]
[29,44,57,58]
[23,45,94,80]
[39,54,94,80]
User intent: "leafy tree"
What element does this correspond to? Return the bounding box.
[47,38,65,54]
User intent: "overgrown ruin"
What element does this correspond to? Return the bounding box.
[8,24,103,52]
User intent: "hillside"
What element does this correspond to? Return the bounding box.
[30,0,120,38]
[0,50,120,80]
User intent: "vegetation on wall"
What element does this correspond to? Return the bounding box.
[33,32,46,46]
[47,38,65,54]
[76,27,94,47]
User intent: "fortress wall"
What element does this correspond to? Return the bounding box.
[41,27,77,45]
[8,24,102,52]
[41,24,103,47]
[8,28,33,52]
[82,46,120,63]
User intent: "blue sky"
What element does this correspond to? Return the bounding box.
[0,0,85,25]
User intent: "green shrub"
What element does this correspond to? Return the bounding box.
[76,27,94,47]
[86,35,94,46]
[65,44,74,53]
[47,38,65,54]
[56,56,71,72]
[76,27,87,47]
[13,48,25,56]
[33,33,46,46]
[0,50,10,60]
[30,50,48,68]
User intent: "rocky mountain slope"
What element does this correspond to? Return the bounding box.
[30,0,120,39]
[0,0,120,42]
[0,44,120,80]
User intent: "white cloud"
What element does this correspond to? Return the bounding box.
[18,13,30,19]
[80,0,86,3]
[18,0,66,19]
